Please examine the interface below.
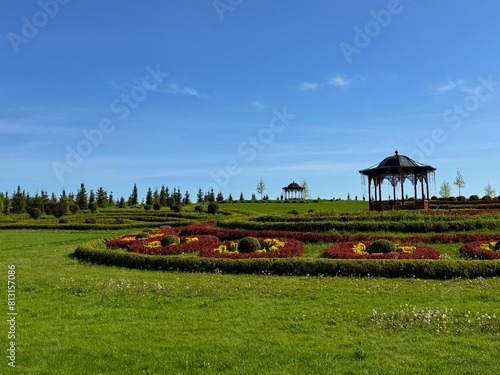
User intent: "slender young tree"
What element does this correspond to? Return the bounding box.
[453,169,465,196]
[256,178,266,200]
[128,184,139,206]
[439,182,452,198]
[76,183,88,210]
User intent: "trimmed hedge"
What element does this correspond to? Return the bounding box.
[72,241,500,279]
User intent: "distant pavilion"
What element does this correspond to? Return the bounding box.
[359,151,436,211]
[282,181,304,200]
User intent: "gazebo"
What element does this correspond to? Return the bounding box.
[282,181,304,200]
[359,151,436,211]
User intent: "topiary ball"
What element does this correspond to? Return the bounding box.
[238,237,261,253]
[367,239,395,254]
[161,235,180,246]
[494,242,500,252]
[135,232,150,239]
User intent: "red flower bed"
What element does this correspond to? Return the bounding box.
[459,242,500,260]
[176,224,500,245]
[198,238,305,259]
[325,242,441,260]
[127,235,220,256]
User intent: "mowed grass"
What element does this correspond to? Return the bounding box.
[1,230,499,374]
[220,200,369,215]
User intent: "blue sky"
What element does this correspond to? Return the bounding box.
[1,0,500,201]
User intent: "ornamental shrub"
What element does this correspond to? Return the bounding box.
[59,218,68,224]
[207,202,218,215]
[495,242,500,252]
[238,237,261,253]
[69,203,79,214]
[161,235,180,246]
[28,208,42,219]
[135,232,150,239]
[153,202,162,211]
[85,217,96,224]
[482,195,492,201]
[144,204,152,211]
[469,195,480,201]
[88,202,98,214]
[52,202,68,218]
[195,205,204,213]
[367,239,395,254]
[457,196,467,201]
[288,210,300,215]
[171,204,182,212]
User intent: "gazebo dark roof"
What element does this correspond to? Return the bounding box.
[283,181,302,189]
[359,151,436,176]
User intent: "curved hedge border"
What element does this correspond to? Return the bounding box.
[71,239,500,279]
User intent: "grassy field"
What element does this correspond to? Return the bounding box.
[1,203,500,374]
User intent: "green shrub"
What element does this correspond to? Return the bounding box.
[367,239,395,254]
[59,218,69,224]
[170,204,182,213]
[28,208,42,220]
[136,232,150,239]
[88,202,98,214]
[238,237,261,253]
[207,202,218,215]
[52,202,68,218]
[288,210,300,215]
[495,242,500,252]
[482,195,492,201]
[69,204,79,214]
[457,196,467,201]
[161,235,180,246]
[469,195,480,201]
[195,205,204,213]
[144,204,152,211]
[153,202,162,210]
[85,217,97,224]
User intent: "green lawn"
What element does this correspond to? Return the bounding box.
[1,230,499,374]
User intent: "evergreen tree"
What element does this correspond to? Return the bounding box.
[118,196,126,208]
[159,186,168,207]
[239,192,245,202]
[11,186,26,214]
[216,192,224,203]
[3,193,10,214]
[145,187,153,205]
[183,190,191,205]
[208,188,215,202]
[89,189,96,204]
[153,188,160,204]
[251,193,256,201]
[197,188,204,204]
[0,193,4,214]
[76,183,88,210]
[108,191,114,206]
[59,189,69,206]
[96,187,108,207]
[228,193,233,202]
[128,184,139,206]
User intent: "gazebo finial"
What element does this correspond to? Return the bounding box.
[395,150,399,155]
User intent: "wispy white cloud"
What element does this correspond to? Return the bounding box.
[432,79,465,94]
[298,81,319,91]
[328,73,352,88]
[167,83,203,98]
[251,100,266,108]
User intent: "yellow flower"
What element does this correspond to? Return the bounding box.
[261,238,285,252]
[395,245,416,253]
[147,241,162,249]
[121,236,136,242]
[352,242,367,254]
[186,237,199,243]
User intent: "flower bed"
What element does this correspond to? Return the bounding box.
[459,241,500,260]
[199,237,305,259]
[325,241,441,259]
[107,228,219,255]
